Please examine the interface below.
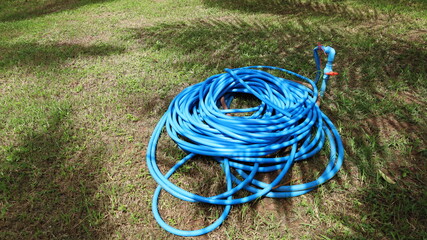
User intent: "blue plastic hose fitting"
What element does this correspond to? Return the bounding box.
[313,45,337,96]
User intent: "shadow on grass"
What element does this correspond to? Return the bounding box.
[0,42,125,70]
[0,104,113,239]
[130,17,329,77]
[328,184,427,239]
[203,0,426,19]
[203,0,379,19]
[130,17,426,81]
[0,0,114,22]
[325,110,427,239]
[130,15,426,238]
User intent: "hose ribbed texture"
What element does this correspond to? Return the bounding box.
[146,66,344,237]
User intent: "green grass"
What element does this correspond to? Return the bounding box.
[1,0,426,239]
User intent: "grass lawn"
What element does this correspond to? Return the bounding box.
[0,0,426,239]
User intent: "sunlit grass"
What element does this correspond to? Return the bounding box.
[0,0,426,239]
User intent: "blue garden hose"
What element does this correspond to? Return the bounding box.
[146,46,343,237]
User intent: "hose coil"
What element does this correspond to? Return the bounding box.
[146,63,344,236]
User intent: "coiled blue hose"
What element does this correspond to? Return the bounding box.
[146,47,344,237]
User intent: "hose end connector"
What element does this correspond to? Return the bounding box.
[313,45,337,97]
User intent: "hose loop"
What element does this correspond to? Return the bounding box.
[146,65,344,237]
